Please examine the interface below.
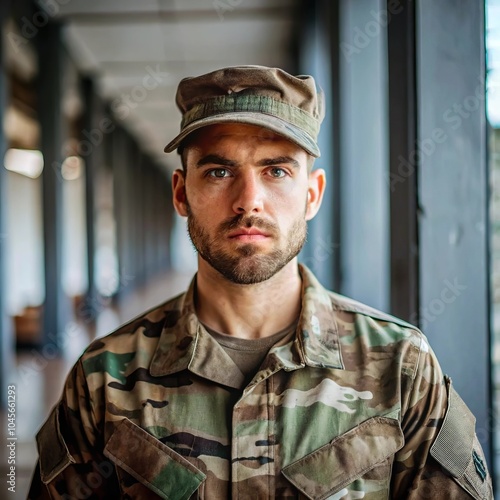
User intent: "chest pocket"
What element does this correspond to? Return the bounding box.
[281,416,404,500]
[104,418,206,500]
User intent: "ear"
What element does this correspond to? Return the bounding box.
[305,168,326,221]
[172,169,188,217]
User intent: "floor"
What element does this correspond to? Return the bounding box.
[0,270,193,499]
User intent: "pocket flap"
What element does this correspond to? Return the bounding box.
[104,419,206,500]
[282,416,404,500]
[36,402,75,484]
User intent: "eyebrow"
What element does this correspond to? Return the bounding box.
[196,154,300,169]
[196,155,238,168]
[256,156,300,168]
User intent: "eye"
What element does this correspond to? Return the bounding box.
[268,167,287,178]
[207,168,231,178]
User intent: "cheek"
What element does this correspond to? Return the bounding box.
[185,182,216,210]
[264,180,303,202]
[275,186,308,211]
[185,188,225,227]
[275,194,308,230]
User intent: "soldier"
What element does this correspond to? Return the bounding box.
[28,66,492,499]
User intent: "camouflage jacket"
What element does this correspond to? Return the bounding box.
[28,265,492,499]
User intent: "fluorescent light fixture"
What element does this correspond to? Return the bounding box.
[4,148,44,178]
[61,156,83,181]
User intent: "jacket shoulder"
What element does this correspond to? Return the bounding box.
[326,290,427,359]
[81,290,186,361]
[325,291,429,385]
[328,290,420,332]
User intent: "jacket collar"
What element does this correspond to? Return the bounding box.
[149,264,343,384]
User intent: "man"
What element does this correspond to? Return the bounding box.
[29,66,492,499]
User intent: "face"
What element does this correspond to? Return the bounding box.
[172,123,325,284]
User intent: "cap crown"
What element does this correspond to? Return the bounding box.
[176,65,324,121]
[164,65,324,157]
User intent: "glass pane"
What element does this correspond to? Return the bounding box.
[487,0,500,492]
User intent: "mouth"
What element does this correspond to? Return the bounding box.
[227,228,271,241]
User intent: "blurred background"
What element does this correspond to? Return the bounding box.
[0,0,498,497]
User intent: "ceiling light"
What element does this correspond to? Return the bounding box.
[4,148,44,178]
[61,156,83,181]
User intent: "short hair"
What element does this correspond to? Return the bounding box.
[179,144,188,171]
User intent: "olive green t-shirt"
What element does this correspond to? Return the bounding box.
[203,321,298,385]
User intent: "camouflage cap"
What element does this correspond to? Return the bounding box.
[164,65,324,157]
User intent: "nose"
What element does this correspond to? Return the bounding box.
[231,171,264,214]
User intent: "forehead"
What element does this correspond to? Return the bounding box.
[184,123,307,157]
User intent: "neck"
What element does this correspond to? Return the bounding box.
[195,258,302,339]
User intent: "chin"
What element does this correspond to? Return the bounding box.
[217,255,292,285]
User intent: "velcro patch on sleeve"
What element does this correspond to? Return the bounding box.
[430,379,493,499]
[36,402,75,484]
[430,383,475,478]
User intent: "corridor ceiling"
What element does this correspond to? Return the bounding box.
[51,0,297,170]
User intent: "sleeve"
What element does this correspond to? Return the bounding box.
[391,334,493,499]
[27,358,120,499]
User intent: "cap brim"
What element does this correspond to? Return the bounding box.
[163,112,320,158]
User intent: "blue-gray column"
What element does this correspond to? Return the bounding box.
[112,126,130,300]
[387,0,419,321]
[417,0,492,466]
[39,22,66,351]
[81,77,99,316]
[337,0,390,311]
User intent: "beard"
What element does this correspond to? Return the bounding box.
[186,204,307,285]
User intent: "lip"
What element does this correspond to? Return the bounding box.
[228,228,270,240]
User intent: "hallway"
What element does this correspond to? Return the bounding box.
[0,0,498,497]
